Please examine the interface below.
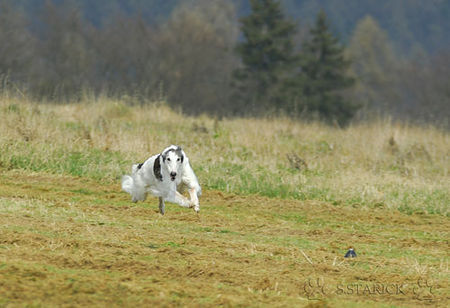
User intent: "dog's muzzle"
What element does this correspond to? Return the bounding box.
[170,172,177,181]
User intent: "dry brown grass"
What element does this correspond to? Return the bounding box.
[0,96,448,214]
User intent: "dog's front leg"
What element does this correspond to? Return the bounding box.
[165,192,193,209]
[188,188,200,213]
[159,197,165,215]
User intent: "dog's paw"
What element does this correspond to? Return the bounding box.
[194,203,200,213]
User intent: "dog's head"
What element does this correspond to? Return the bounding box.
[161,145,184,181]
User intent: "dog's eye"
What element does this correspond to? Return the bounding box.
[167,158,171,162]
[177,158,180,161]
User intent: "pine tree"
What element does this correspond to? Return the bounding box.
[232,0,297,114]
[299,10,357,125]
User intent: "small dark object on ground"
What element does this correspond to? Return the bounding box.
[286,153,308,171]
[344,248,357,258]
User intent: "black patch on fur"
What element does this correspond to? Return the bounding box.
[137,163,144,169]
[153,155,163,181]
[176,146,184,163]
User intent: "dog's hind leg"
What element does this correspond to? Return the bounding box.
[132,191,147,203]
[159,197,165,215]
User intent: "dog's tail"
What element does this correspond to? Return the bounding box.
[121,175,135,195]
[122,173,147,202]
[122,163,141,195]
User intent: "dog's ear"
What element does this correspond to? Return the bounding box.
[161,147,173,162]
[175,146,184,163]
[153,155,163,181]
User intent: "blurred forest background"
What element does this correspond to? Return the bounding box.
[1,0,449,127]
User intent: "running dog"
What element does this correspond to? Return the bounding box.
[121,145,201,214]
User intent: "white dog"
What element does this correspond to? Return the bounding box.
[121,145,201,214]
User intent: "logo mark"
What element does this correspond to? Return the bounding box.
[413,278,434,301]
[304,277,327,299]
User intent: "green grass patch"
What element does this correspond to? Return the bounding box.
[0,141,129,180]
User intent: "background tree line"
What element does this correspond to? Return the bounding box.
[0,0,449,127]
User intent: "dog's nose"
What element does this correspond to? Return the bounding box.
[170,172,177,177]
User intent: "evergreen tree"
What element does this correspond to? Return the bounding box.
[232,0,297,114]
[299,10,357,125]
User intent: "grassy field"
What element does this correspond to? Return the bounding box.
[0,96,449,306]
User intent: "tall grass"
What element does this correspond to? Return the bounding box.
[0,95,448,215]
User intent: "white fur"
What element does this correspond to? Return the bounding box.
[121,145,201,214]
